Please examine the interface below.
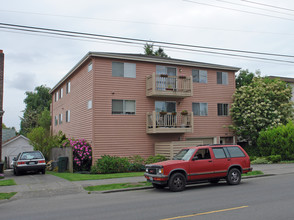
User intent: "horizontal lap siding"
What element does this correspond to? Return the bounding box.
[52,61,93,143]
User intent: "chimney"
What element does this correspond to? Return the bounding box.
[0,50,4,162]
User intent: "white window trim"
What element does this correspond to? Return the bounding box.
[88,100,92,109]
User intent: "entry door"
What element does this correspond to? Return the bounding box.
[155,101,176,127]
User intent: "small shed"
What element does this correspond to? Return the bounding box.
[1,135,34,168]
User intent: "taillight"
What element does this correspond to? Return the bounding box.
[17,161,26,165]
[39,160,45,164]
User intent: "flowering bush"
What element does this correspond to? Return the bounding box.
[0,173,4,179]
[66,139,92,172]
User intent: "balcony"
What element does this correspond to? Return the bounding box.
[146,111,194,134]
[146,73,193,98]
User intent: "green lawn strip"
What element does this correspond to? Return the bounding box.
[242,170,264,177]
[0,192,17,200]
[0,179,17,186]
[84,181,152,191]
[48,171,145,181]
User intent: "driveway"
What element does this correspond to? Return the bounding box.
[1,170,84,198]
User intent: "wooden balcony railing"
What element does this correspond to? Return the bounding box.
[146,111,193,134]
[146,73,193,98]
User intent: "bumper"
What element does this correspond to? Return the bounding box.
[243,167,253,173]
[144,173,168,184]
[16,165,46,172]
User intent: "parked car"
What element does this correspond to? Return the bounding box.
[145,144,252,192]
[12,151,46,175]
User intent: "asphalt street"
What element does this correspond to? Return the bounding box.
[1,173,294,220]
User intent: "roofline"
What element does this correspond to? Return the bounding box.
[268,75,294,83]
[2,135,30,146]
[50,52,241,94]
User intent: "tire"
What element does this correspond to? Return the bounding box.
[152,183,166,189]
[226,168,241,185]
[168,173,186,192]
[209,179,220,184]
[41,169,46,174]
[14,168,20,176]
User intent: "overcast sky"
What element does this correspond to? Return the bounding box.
[1,0,294,131]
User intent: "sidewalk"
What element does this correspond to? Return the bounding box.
[1,163,294,200]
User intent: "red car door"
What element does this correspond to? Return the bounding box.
[188,148,215,181]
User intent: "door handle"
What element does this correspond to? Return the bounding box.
[208,160,212,163]
[227,158,231,161]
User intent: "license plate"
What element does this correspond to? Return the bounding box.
[29,162,35,165]
[150,177,153,181]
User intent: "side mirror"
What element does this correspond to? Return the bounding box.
[13,157,17,161]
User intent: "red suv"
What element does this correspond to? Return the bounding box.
[145,145,252,192]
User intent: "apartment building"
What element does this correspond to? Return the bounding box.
[50,52,240,161]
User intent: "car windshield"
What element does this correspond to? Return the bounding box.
[20,152,43,160]
[173,149,196,161]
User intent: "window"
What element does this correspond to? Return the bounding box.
[55,116,58,126]
[155,101,176,113]
[66,110,70,123]
[66,81,71,94]
[112,100,136,115]
[59,88,63,99]
[112,62,136,78]
[192,103,208,116]
[226,147,245,158]
[88,100,92,109]
[88,62,93,72]
[217,72,228,85]
[59,114,63,124]
[217,103,229,116]
[55,92,59,102]
[192,69,207,83]
[212,148,227,159]
[194,148,211,160]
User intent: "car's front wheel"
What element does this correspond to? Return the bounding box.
[226,168,241,185]
[168,173,186,192]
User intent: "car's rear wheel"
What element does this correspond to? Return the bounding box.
[152,183,166,189]
[168,173,186,192]
[41,169,46,174]
[226,168,241,185]
[14,168,20,176]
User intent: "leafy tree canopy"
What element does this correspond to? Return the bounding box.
[231,77,293,145]
[144,43,169,58]
[235,69,260,89]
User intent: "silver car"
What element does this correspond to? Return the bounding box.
[12,151,46,175]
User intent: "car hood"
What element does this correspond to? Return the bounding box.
[147,160,187,167]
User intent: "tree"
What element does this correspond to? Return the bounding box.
[2,123,7,129]
[230,77,293,145]
[20,85,51,136]
[235,69,260,89]
[144,43,169,58]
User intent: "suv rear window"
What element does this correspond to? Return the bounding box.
[212,148,227,159]
[226,146,245,158]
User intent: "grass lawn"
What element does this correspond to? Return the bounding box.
[48,171,145,181]
[0,192,17,200]
[242,170,264,177]
[84,182,151,191]
[0,179,17,186]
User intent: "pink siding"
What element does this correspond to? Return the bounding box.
[52,55,236,162]
[52,60,93,143]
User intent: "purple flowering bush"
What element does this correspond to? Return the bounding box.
[0,173,4,179]
[64,139,92,172]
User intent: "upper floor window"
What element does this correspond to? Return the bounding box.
[59,88,63,99]
[112,100,136,115]
[88,62,93,72]
[192,69,207,83]
[66,110,70,123]
[59,114,63,124]
[217,72,228,85]
[55,92,59,102]
[88,100,92,109]
[217,103,229,116]
[66,81,71,94]
[156,65,176,77]
[192,103,208,116]
[112,62,136,78]
[55,115,58,126]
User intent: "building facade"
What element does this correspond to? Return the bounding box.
[50,52,240,161]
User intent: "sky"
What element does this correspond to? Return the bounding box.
[1,0,294,131]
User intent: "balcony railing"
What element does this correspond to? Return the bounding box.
[146,111,193,134]
[146,73,193,98]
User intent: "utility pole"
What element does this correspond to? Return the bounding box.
[0,50,4,165]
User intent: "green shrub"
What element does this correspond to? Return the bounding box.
[145,154,167,164]
[91,155,130,174]
[251,157,271,164]
[128,155,145,172]
[267,155,282,163]
[257,121,294,160]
